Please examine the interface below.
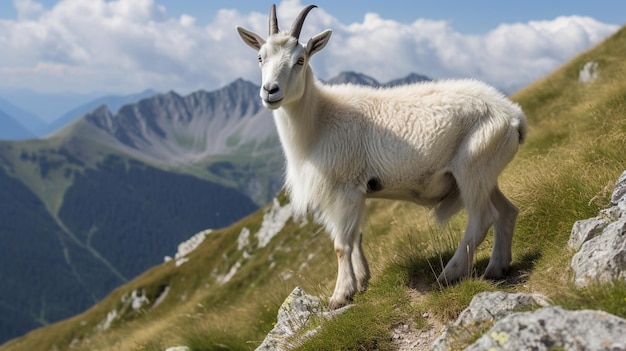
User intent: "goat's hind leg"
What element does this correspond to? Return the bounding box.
[484,186,518,279]
[352,231,371,292]
[437,179,498,284]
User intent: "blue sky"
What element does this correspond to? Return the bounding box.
[2,1,624,33]
[0,0,622,95]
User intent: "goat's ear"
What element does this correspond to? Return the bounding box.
[305,29,332,57]
[236,26,266,51]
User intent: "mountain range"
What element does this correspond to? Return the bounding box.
[0,71,430,343]
[326,71,430,87]
[0,71,430,141]
[0,90,159,139]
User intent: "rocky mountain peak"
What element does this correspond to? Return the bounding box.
[78,79,272,164]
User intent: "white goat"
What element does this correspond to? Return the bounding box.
[237,4,527,309]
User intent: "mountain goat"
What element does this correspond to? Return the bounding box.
[237,4,527,309]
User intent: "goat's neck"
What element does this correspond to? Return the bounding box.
[273,68,321,155]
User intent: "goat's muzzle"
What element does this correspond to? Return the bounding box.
[261,82,283,109]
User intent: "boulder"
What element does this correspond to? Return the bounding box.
[466,306,626,350]
[570,171,626,287]
[431,291,548,351]
[256,287,350,351]
[568,216,610,249]
[571,218,626,287]
[579,61,599,84]
[611,171,626,206]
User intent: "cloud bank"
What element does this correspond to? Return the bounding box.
[0,0,619,94]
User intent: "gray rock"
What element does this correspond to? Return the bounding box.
[611,171,626,206]
[568,216,610,249]
[569,171,626,287]
[431,291,548,351]
[579,61,599,84]
[571,218,626,287]
[466,306,626,351]
[454,291,549,326]
[256,287,350,351]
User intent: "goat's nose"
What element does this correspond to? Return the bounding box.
[264,82,280,94]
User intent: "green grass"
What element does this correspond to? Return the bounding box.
[554,280,626,317]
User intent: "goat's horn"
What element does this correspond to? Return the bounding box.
[289,5,317,40]
[269,4,279,35]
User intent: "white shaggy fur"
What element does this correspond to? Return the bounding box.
[237,5,528,309]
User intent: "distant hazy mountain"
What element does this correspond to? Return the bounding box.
[385,72,431,87]
[326,71,382,86]
[0,109,34,140]
[0,90,104,122]
[326,71,431,87]
[0,96,45,134]
[41,89,158,137]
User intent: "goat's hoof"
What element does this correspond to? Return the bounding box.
[328,301,345,310]
[328,295,352,310]
[437,269,464,286]
[436,273,454,286]
[483,265,509,280]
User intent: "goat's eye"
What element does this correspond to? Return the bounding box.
[296,57,305,65]
[258,55,263,63]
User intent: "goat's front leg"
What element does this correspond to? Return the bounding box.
[327,194,365,310]
[330,239,357,309]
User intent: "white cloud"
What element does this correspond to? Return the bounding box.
[179,14,195,27]
[316,14,619,92]
[0,0,620,94]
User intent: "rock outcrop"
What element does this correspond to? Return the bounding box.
[466,306,626,350]
[569,170,626,287]
[432,291,626,351]
[256,287,350,351]
[431,291,549,350]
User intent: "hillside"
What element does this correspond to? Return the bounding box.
[0,79,279,343]
[3,32,626,351]
[0,149,259,343]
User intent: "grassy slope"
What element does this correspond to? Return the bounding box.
[3,27,626,351]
